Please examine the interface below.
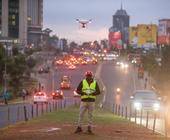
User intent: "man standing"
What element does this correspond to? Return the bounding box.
[75,71,101,134]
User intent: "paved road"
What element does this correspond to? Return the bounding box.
[100,61,136,110]
[38,64,98,97]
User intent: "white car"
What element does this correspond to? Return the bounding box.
[116,61,123,66]
[120,62,129,69]
[130,90,161,111]
[33,92,48,104]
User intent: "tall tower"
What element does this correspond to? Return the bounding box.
[109,4,130,48]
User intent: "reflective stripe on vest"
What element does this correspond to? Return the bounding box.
[81,79,96,100]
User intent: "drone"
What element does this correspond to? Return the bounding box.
[76,19,92,28]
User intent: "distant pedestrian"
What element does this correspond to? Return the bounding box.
[3,90,9,105]
[21,89,26,101]
[144,78,148,89]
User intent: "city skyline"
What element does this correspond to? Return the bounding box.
[44,0,170,43]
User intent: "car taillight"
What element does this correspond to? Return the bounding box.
[52,93,55,96]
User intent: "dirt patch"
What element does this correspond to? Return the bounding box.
[0,122,168,140]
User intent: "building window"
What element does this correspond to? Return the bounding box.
[8,0,19,38]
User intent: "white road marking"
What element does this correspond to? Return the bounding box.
[46,127,61,132]
[20,127,61,133]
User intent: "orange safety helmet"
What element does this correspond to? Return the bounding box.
[85,71,93,77]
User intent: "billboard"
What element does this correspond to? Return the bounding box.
[129,27,138,47]
[137,24,157,47]
[109,31,122,49]
[158,35,170,45]
[158,19,170,45]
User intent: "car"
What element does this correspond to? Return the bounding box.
[43,66,50,73]
[68,65,76,70]
[120,62,129,69]
[130,90,161,112]
[81,60,87,65]
[55,60,63,65]
[38,68,44,74]
[60,76,71,89]
[52,90,64,99]
[33,91,48,104]
[131,58,137,64]
[73,89,81,97]
[116,60,123,66]
[38,66,50,74]
[103,53,116,61]
[92,58,98,64]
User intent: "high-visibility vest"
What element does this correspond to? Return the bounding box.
[81,79,96,100]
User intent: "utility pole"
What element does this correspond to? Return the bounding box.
[4,43,8,94]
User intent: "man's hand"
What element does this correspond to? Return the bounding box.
[93,92,99,96]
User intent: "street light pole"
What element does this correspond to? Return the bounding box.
[4,43,7,93]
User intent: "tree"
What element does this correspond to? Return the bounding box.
[7,55,27,96]
[69,41,78,52]
[141,53,158,76]
[61,38,68,52]
[26,57,37,69]
[12,46,19,56]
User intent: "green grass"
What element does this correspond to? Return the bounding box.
[28,106,128,125]
[94,109,128,124]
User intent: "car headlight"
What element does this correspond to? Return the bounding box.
[153,103,160,111]
[134,102,142,110]
[124,64,128,68]
[121,64,125,68]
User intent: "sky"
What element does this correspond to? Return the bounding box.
[44,0,170,43]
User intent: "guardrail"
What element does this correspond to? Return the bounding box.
[0,98,80,128]
[112,103,169,138]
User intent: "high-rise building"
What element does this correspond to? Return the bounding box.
[158,19,170,45]
[27,0,43,47]
[109,4,130,49]
[0,0,2,35]
[0,0,43,47]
